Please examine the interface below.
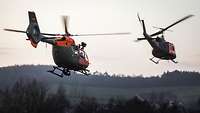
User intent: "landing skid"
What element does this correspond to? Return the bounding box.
[171,60,178,64]
[149,57,178,64]
[78,69,90,76]
[47,66,90,77]
[149,57,160,64]
[47,66,70,78]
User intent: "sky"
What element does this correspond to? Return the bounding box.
[0,0,200,76]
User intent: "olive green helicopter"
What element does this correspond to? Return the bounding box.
[4,11,130,77]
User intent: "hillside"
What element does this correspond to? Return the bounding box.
[0,65,200,105]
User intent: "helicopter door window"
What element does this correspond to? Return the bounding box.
[169,43,175,54]
[85,52,89,61]
[79,50,85,58]
[73,45,79,55]
[74,51,78,55]
[79,49,89,62]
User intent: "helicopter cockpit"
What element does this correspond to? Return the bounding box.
[73,42,89,61]
[79,49,89,61]
[168,42,175,54]
[79,42,89,61]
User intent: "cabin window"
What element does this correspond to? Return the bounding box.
[73,45,79,55]
[73,45,89,61]
[74,51,78,55]
[79,49,89,61]
[169,43,175,54]
[79,51,85,58]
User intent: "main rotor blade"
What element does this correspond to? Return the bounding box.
[62,16,69,35]
[39,16,70,36]
[137,13,143,26]
[137,13,141,22]
[41,36,64,40]
[4,28,65,38]
[42,37,57,40]
[41,33,62,36]
[71,32,131,36]
[134,38,146,42]
[40,32,131,37]
[137,38,146,40]
[152,26,173,32]
[4,28,130,38]
[134,37,157,42]
[4,28,26,33]
[150,14,194,37]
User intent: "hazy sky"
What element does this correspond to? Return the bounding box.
[0,0,200,76]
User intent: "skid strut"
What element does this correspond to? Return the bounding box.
[79,69,90,76]
[171,60,178,64]
[47,66,70,77]
[149,57,160,64]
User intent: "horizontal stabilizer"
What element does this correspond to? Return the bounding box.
[137,38,146,40]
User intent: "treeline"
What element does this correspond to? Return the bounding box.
[84,70,200,88]
[0,79,200,113]
[0,79,70,113]
[0,65,200,89]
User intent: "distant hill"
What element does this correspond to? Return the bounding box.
[0,65,200,88]
[0,65,200,105]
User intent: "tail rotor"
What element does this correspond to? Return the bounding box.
[136,13,149,42]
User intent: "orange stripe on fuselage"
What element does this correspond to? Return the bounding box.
[29,37,37,48]
[55,37,75,47]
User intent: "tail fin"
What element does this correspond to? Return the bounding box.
[26,11,42,48]
[141,20,147,35]
[137,13,147,35]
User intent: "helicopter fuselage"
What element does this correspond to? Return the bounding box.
[148,38,176,60]
[4,11,130,77]
[52,45,89,71]
[137,14,193,63]
[143,32,176,60]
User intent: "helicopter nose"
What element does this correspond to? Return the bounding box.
[171,53,176,59]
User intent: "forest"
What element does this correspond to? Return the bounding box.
[0,65,200,113]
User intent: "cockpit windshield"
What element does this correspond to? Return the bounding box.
[79,49,89,61]
[168,42,175,54]
[73,45,89,61]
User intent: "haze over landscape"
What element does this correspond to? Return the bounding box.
[0,65,200,113]
[0,0,200,76]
